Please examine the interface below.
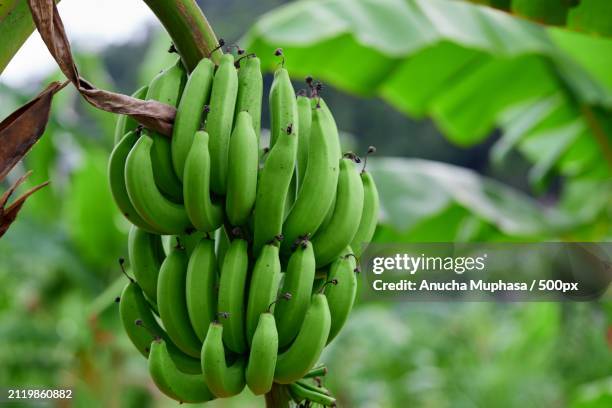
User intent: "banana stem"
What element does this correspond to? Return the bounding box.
[265,384,292,408]
[141,0,222,71]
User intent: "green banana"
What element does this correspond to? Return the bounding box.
[311,157,364,267]
[274,293,331,384]
[201,322,246,398]
[285,172,297,223]
[113,85,148,145]
[304,364,328,378]
[157,245,201,358]
[268,69,279,144]
[119,281,163,358]
[148,59,186,106]
[145,60,186,202]
[171,57,215,179]
[269,67,298,148]
[108,130,159,233]
[319,194,336,232]
[148,339,214,403]
[289,382,336,406]
[186,237,218,342]
[245,313,278,395]
[296,94,312,186]
[325,251,358,344]
[248,171,258,235]
[226,111,258,226]
[275,239,316,348]
[124,134,192,234]
[128,225,165,305]
[252,115,298,255]
[217,237,249,354]
[246,240,281,343]
[295,379,331,397]
[281,103,341,254]
[351,169,380,257]
[313,97,342,159]
[235,55,263,143]
[208,53,238,195]
[119,281,200,374]
[183,131,223,232]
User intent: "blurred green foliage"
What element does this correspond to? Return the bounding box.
[243,0,612,202]
[463,0,612,37]
[0,1,610,407]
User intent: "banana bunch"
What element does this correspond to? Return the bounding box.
[109,50,379,406]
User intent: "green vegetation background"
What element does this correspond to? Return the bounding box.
[0,0,610,407]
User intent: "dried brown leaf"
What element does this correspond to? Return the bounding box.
[0,81,66,181]
[0,171,49,237]
[26,0,176,135]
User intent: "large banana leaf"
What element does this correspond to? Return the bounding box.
[242,0,612,188]
[0,0,19,20]
[0,0,36,74]
[368,157,579,242]
[464,0,612,37]
[0,0,62,74]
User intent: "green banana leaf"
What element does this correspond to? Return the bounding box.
[0,0,62,75]
[242,0,612,189]
[463,0,612,37]
[368,157,576,242]
[0,0,36,75]
[0,0,19,21]
[566,0,612,37]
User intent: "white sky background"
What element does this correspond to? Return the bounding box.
[2,0,157,88]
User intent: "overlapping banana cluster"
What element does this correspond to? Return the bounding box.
[108,50,379,405]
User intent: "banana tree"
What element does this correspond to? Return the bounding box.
[1,1,610,407]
